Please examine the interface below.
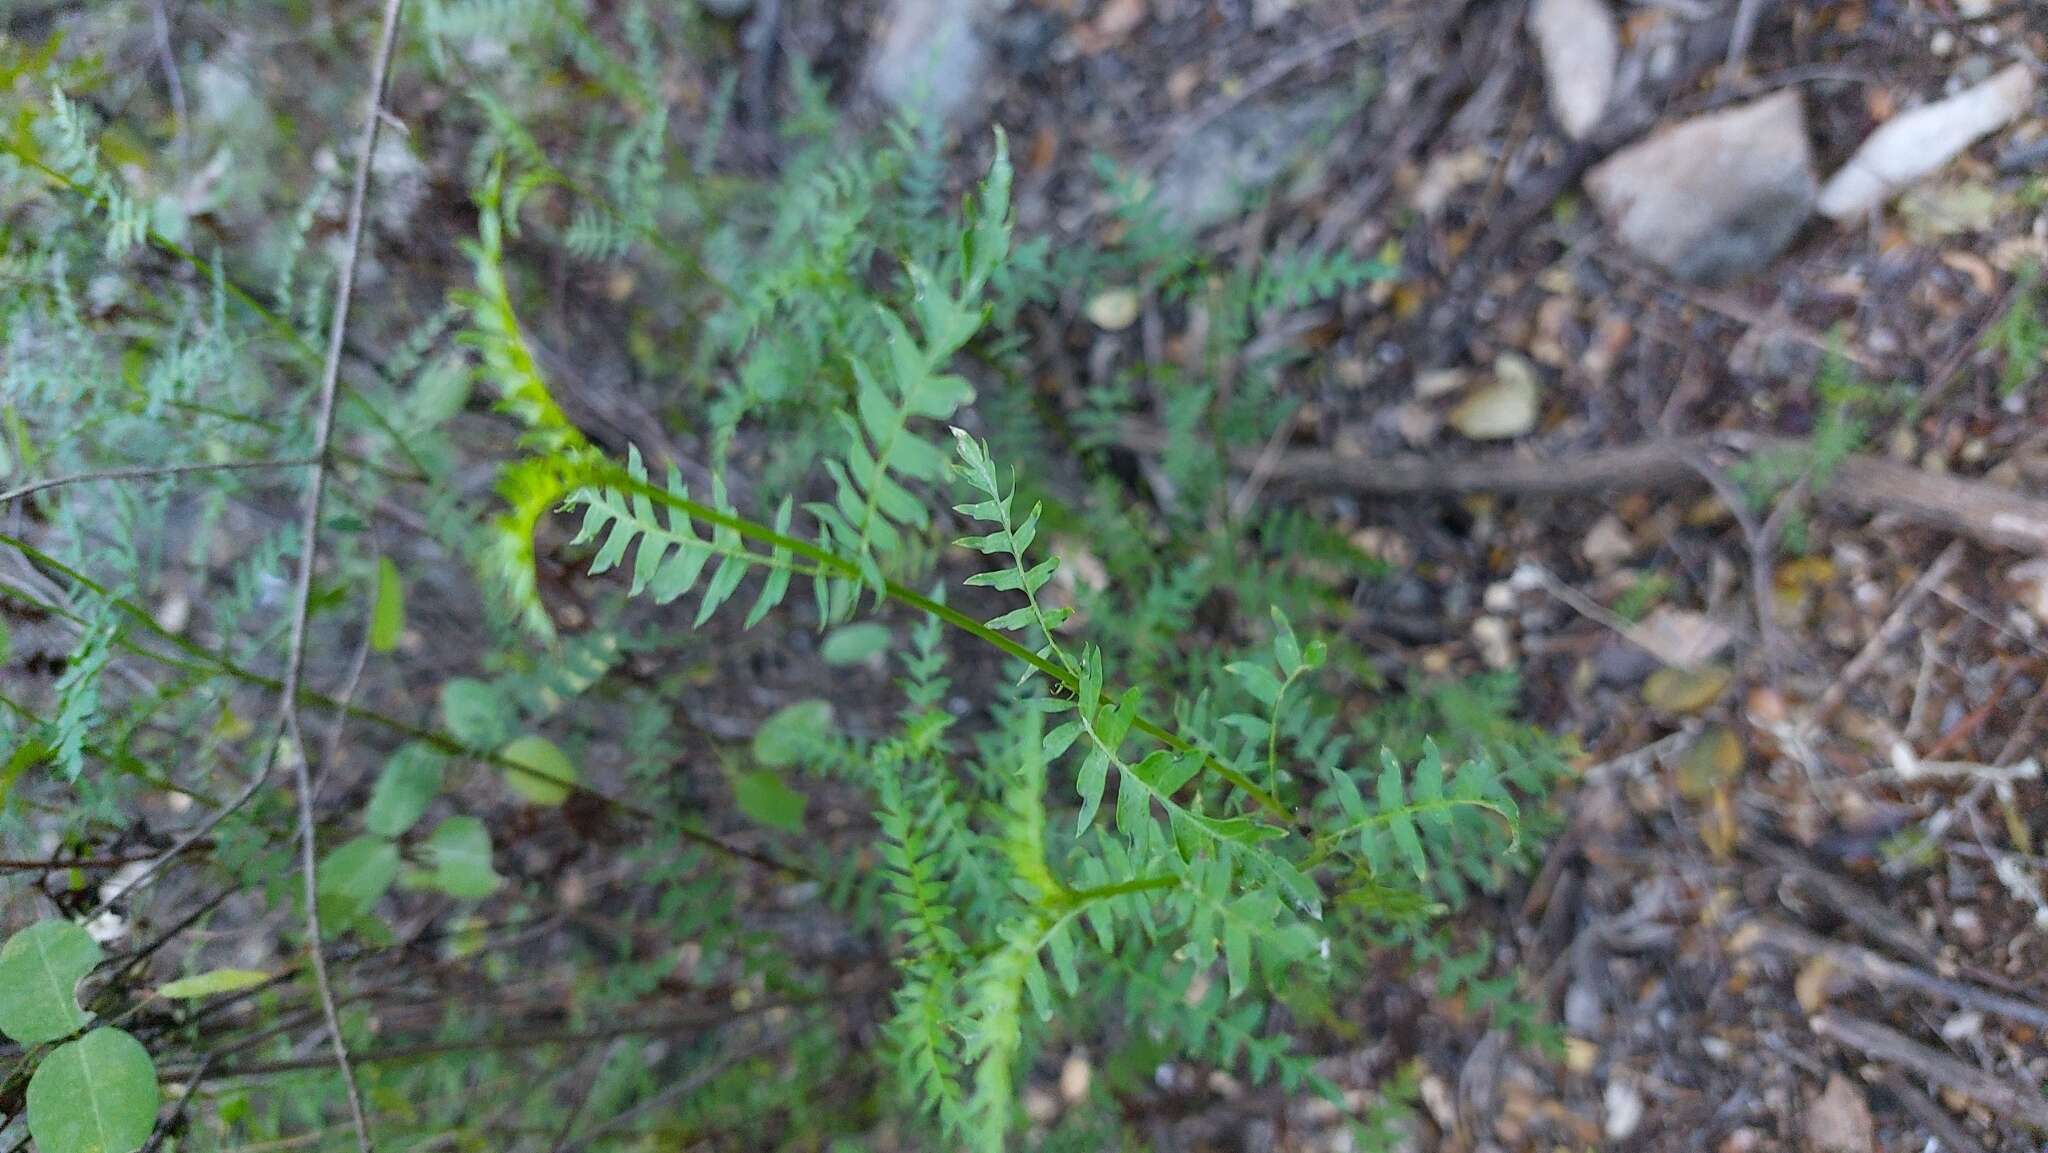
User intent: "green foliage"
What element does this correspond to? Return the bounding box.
[157,968,272,1000]
[28,1027,160,1153]
[497,733,578,805]
[0,919,99,1045]
[0,13,1567,1151]
[2,922,161,1153]
[1987,263,2046,398]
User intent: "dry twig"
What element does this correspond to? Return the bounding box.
[278,4,409,1146]
[0,457,317,506]
[1811,1012,2048,1128]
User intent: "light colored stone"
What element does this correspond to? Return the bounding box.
[868,0,989,129]
[1527,0,1618,140]
[1472,616,1516,670]
[1819,64,2036,221]
[1580,514,1634,568]
[1804,1074,1874,1153]
[1586,91,1816,283]
[1603,1076,1645,1140]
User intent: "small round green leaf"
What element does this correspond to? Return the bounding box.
[820,622,891,666]
[441,678,512,748]
[157,968,270,1000]
[751,700,832,769]
[734,770,807,833]
[498,735,577,806]
[364,742,445,838]
[422,817,502,899]
[315,836,401,934]
[0,920,99,1045]
[27,1027,159,1153]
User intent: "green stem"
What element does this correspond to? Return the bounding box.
[1062,874,1178,905]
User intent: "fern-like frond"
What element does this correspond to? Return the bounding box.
[566,448,802,629]
[1315,740,1520,884]
[1246,245,1395,314]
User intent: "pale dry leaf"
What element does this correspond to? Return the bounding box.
[1630,606,1734,667]
[1793,955,1837,1014]
[1085,287,1140,331]
[1447,354,1540,440]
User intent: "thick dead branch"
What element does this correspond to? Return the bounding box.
[1126,427,2048,553]
[1811,1012,2048,1128]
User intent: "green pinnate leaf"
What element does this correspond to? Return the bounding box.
[0,920,99,1045]
[364,742,444,838]
[441,678,512,749]
[735,770,807,832]
[421,817,502,899]
[1270,608,1302,673]
[316,836,401,933]
[27,1027,159,1153]
[1075,749,1108,835]
[754,700,833,768]
[822,622,892,665]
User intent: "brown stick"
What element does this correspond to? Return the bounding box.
[1127,427,2048,553]
[1811,1012,2048,1128]
[1742,917,2048,1031]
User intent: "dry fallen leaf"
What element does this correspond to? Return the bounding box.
[1072,0,1146,51]
[1794,956,1842,1015]
[1677,727,1744,800]
[1085,287,1140,331]
[1448,354,1540,440]
[1642,664,1732,714]
[1629,607,1735,668]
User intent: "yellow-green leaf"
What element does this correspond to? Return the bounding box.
[158,969,270,1000]
[499,734,577,806]
[1642,664,1732,715]
[370,556,404,653]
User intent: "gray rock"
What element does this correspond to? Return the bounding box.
[1153,94,1348,232]
[1585,90,1816,283]
[867,0,989,129]
[699,0,753,17]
